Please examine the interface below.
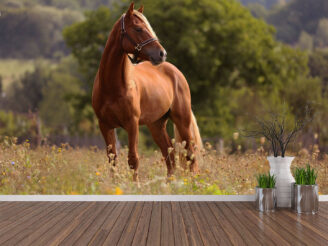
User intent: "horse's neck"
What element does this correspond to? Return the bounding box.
[99,23,132,96]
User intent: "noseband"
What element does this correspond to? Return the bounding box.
[121,14,157,64]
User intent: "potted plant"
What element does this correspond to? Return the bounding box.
[292,164,319,214]
[255,172,276,212]
[243,107,311,207]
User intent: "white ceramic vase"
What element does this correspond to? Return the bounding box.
[267,156,295,207]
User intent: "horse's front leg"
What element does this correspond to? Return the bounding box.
[99,121,117,165]
[126,120,140,181]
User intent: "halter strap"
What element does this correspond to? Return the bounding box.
[121,14,157,64]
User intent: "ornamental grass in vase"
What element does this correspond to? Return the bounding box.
[292,164,319,214]
[255,172,276,212]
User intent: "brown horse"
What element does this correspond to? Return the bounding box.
[92,3,202,181]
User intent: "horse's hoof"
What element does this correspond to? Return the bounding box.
[190,167,200,174]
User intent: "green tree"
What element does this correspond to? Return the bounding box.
[39,57,82,135]
[267,0,328,45]
[308,51,328,89]
[6,65,49,113]
[298,31,313,51]
[315,18,328,48]
[0,3,82,58]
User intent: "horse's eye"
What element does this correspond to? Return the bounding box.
[135,27,143,32]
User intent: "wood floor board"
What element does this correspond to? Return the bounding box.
[132,202,153,246]
[88,201,126,246]
[179,202,204,246]
[265,207,325,245]
[102,202,136,246]
[0,202,59,244]
[117,202,145,246]
[171,202,189,246]
[189,202,218,246]
[243,202,307,246]
[7,202,75,246]
[146,201,161,246]
[238,202,292,246]
[0,201,326,245]
[73,202,118,245]
[216,202,261,246]
[160,202,175,246]
[207,201,246,246]
[32,202,94,246]
[226,202,276,246]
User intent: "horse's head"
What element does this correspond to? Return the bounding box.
[121,3,167,65]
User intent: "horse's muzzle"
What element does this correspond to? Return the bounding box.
[149,49,167,65]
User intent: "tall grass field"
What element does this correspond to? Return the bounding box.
[0,137,327,195]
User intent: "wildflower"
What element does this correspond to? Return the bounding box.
[167,176,175,181]
[171,138,175,145]
[2,172,5,176]
[58,148,62,153]
[205,142,212,149]
[115,187,123,195]
[27,176,31,179]
[71,191,79,195]
[95,172,100,176]
[11,161,15,166]
[168,147,174,154]
[260,137,265,145]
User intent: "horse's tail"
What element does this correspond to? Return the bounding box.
[174,111,203,150]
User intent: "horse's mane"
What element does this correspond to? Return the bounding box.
[132,10,157,38]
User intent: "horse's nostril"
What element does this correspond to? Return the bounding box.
[159,50,167,59]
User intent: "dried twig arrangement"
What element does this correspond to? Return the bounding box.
[241,107,311,157]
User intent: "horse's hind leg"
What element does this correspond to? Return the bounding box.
[99,121,117,165]
[170,113,199,173]
[147,118,175,176]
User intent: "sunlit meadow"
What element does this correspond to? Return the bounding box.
[0,137,327,195]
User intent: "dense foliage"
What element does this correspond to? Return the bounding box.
[267,0,328,48]
[0,2,83,58]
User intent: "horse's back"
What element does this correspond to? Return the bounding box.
[135,61,189,90]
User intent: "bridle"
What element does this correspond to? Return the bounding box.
[121,14,157,64]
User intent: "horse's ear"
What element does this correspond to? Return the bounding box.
[138,5,144,13]
[127,2,134,16]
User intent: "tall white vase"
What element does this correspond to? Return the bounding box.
[267,156,295,207]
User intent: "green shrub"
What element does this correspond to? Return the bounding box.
[294,164,317,185]
[256,172,276,188]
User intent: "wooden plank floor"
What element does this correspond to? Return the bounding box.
[0,202,327,245]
